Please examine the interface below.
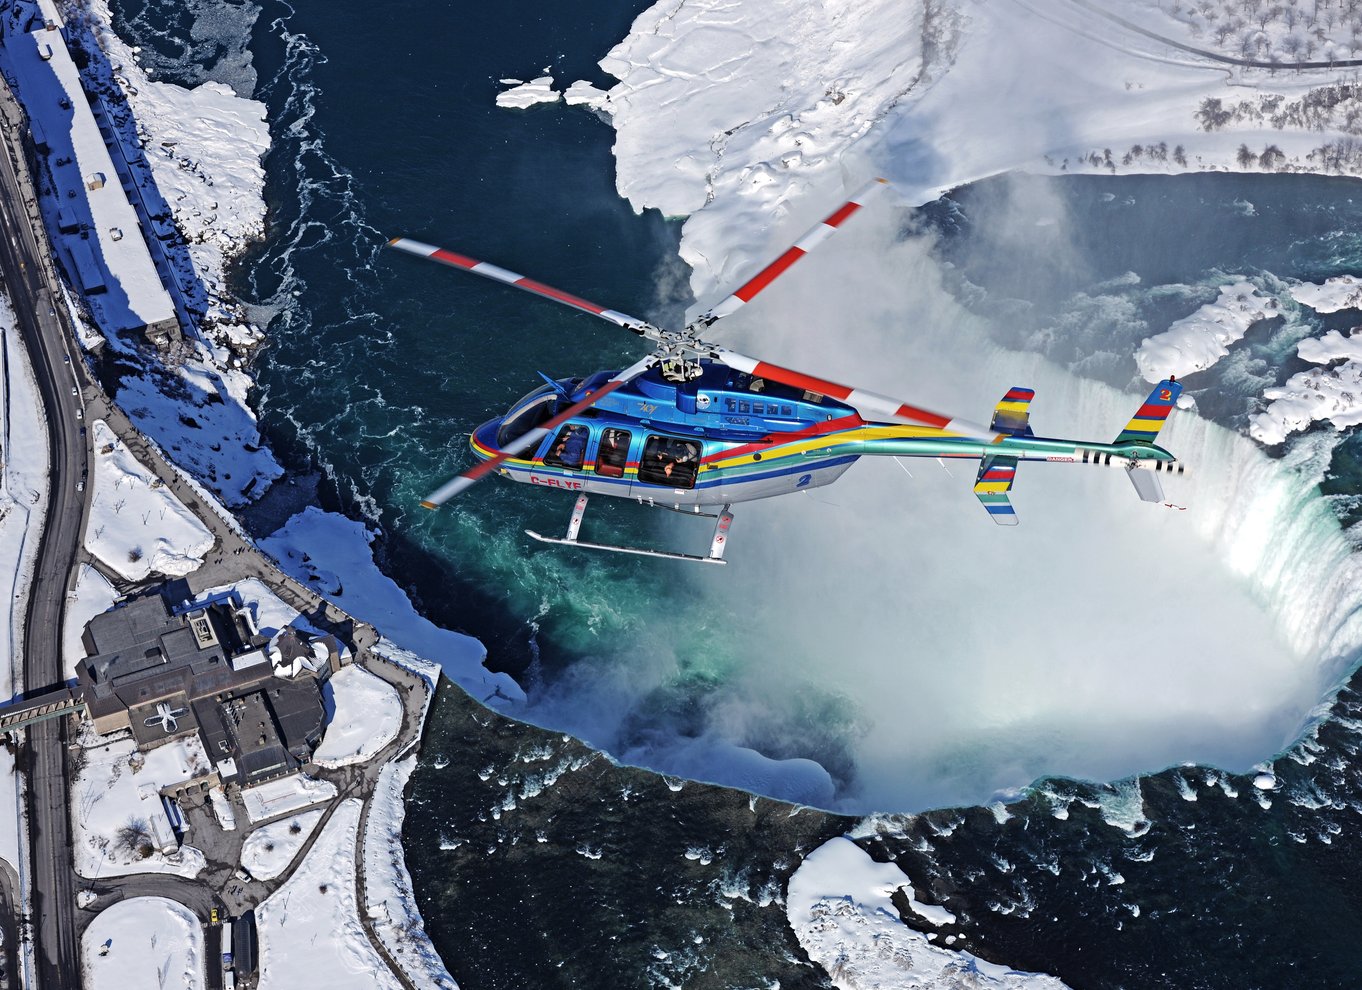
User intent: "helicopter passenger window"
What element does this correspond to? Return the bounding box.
[597,428,631,478]
[638,436,700,489]
[543,424,589,470]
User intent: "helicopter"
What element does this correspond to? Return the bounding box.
[388,178,1188,565]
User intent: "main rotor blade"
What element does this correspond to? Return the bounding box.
[388,238,659,338]
[710,346,999,441]
[692,178,889,328]
[420,355,658,509]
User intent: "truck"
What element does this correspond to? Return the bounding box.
[221,915,233,969]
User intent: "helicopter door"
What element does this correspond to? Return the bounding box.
[637,435,700,489]
[542,424,589,470]
[596,428,631,478]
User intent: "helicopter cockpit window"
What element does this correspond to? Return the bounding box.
[496,385,558,449]
[638,436,700,489]
[597,428,631,478]
[544,424,589,470]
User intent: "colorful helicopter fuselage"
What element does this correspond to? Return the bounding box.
[472,359,1184,521]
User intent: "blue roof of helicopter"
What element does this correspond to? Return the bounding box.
[565,359,857,441]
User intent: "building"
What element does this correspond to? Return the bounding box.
[75,589,333,786]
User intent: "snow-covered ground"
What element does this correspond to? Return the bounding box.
[261,507,523,707]
[0,296,49,700]
[256,798,402,990]
[363,757,458,989]
[84,419,214,581]
[314,664,402,768]
[241,772,337,825]
[1135,280,1279,382]
[1253,327,1362,444]
[787,836,1067,989]
[1290,275,1362,315]
[62,563,118,680]
[570,0,1362,302]
[81,896,204,990]
[0,748,23,876]
[71,734,209,879]
[240,807,325,881]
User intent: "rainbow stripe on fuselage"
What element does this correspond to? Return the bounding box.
[466,374,1180,510]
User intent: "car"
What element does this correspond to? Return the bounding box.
[75,409,81,419]
[48,308,54,316]
[70,386,77,396]
[210,908,219,925]
[79,426,85,436]
[62,355,69,364]
[75,481,83,493]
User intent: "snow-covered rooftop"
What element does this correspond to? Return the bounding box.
[3,5,176,334]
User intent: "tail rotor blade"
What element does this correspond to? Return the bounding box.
[710,346,998,441]
[388,238,659,338]
[692,178,889,328]
[420,356,658,509]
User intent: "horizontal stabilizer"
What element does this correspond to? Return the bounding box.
[1115,379,1182,445]
[1127,466,1165,503]
[974,455,1019,525]
[990,387,1034,436]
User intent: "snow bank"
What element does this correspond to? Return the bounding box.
[787,837,1067,989]
[261,507,523,707]
[1251,329,1362,444]
[256,799,402,990]
[314,664,402,768]
[363,757,459,989]
[0,302,49,700]
[577,0,1362,303]
[1135,281,1278,382]
[84,420,214,580]
[496,75,560,108]
[0,748,23,876]
[241,773,337,825]
[1290,275,1362,314]
[240,808,325,881]
[81,896,204,990]
[71,735,209,879]
[62,563,118,681]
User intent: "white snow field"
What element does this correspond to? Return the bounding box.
[1135,281,1279,382]
[262,507,524,707]
[787,836,1067,990]
[256,799,403,990]
[314,664,402,768]
[0,748,23,876]
[81,896,204,990]
[240,808,325,881]
[84,420,214,581]
[1290,276,1362,315]
[71,735,208,879]
[62,563,118,680]
[0,295,49,700]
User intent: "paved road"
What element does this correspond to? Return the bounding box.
[0,80,90,987]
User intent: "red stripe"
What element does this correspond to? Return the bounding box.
[1003,388,1034,401]
[750,361,854,400]
[703,413,864,463]
[1133,402,1172,419]
[892,403,951,429]
[735,247,807,302]
[982,468,1015,480]
[823,201,861,228]
[516,278,606,314]
[431,248,479,269]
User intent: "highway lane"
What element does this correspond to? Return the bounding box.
[0,84,90,987]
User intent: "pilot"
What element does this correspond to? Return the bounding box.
[559,427,587,469]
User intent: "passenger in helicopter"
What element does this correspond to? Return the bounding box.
[548,425,589,470]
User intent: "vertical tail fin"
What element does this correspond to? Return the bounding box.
[990,387,1035,436]
[1114,379,1182,445]
[973,455,1020,525]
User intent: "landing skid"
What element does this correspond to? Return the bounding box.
[525,494,733,565]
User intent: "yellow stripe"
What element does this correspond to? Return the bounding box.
[973,481,1012,494]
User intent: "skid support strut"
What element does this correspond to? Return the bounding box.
[526,496,733,565]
